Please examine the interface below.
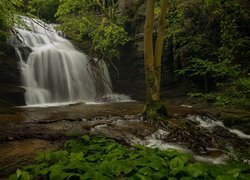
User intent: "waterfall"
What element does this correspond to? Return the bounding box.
[9,16,130,106]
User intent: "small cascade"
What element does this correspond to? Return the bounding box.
[9,16,131,106]
[187,115,250,139]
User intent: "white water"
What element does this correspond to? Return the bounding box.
[187,115,250,139]
[9,16,131,106]
[130,128,228,164]
[130,129,190,152]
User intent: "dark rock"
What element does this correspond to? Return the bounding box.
[232,123,250,135]
[0,42,25,106]
[221,115,250,135]
[17,46,32,62]
[213,126,236,138]
[109,41,145,101]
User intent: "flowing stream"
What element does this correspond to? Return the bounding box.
[9,16,130,106]
[128,114,250,164]
[187,115,250,139]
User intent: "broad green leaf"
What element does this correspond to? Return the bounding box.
[20,172,30,180]
[216,175,237,180]
[8,174,17,180]
[16,169,21,178]
[170,157,184,170]
[82,135,90,141]
[65,140,85,153]
[226,168,241,178]
[170,157,185,176]
[152,169,168,179]
[86,154,100,162]
[180,177,193,180]
[186,164,205,178]
[138,167,153,176]
[113,160,134,176]
[134,173,151,180]
[70,152,84,161]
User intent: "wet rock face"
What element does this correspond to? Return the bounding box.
[109,40,145,101]
[0,42,25,106]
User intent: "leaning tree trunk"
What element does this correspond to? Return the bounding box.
[143,0,168,120]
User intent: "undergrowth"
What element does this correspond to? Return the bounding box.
[9,135,250,180]
[187,77,250,108]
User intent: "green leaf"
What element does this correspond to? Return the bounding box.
[70,152,84,161]
[180,177,193,180]
[8,174,17,180]
[138,167,153,176]
[49,164,66,180]
[134,173,150,180]
[216,175,237,180]
[152,169,168,179]
[186,164,205,178]
[170,157,184,170]
[86,154,100,162]
[170,157,185,176]
[64,140,85,152]
[82,135,90,141]
[226,168,241,178]
[113,160,134,176]
[16,169,21,178]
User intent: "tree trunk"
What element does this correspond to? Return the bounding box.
[143,0,168,120]
[154,0,168,99]
[144,0,157,104]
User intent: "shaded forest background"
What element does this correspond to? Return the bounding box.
[0,0,249,107]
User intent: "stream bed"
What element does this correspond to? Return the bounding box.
[0,101,249,177]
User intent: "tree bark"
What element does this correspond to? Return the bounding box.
[144,0,157,104]
[143,0,168,120]
[154,0,168,100]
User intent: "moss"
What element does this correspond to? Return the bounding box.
[143,101,168,120]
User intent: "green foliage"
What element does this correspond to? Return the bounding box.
[0,0,16,40]
[28,0,60,22]
[177,58,240,80]
[165,0,250,92]
[89,18,130,59]
[55,0,130,60]
[188,77,250,107]
[9,135,250,180]
[0,0,25,59]
[214,77,250,107]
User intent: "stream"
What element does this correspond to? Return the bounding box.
[1,101,249,177]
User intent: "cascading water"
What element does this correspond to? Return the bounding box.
[9,16,130,106]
